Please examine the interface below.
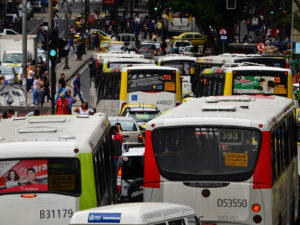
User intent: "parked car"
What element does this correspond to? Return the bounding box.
[138,41,162,59]
[172,32,207,46]
[117,146,145,202]
[108,117,144,148]
[0,28,19,35]
[3,14,20,32]
[0,66,17,84]
[18,2,33,19]
[173,40,192,54]
[31,0,42,12]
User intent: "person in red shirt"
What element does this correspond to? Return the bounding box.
[56,92,70,115]
[112,125,123,166]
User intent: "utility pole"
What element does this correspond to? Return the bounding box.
[48,0,56,114]
[22,0,27,105]
[64,0,70,69]
[290,0,294,71]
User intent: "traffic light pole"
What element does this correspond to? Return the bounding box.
[64,0,70,69]
[22,0,27,105]
[50,58,56,114]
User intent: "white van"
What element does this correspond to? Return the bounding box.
[117,33,136,50]
[69,202,201,225]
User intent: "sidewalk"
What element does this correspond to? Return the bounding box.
[26,50,94,112]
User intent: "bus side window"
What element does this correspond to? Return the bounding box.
[187,217,200,225]
[93,139,106,205]
[168,219,185,225]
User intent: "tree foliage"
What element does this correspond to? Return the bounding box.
[149,0,299,52]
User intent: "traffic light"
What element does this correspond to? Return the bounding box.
[154,6,158,11]
[270,10,274,15]
[48,29,58,60]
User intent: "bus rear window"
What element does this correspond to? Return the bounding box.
[0,158,81,196]
[152,127,261,181]
[161,60,195,75]
[233,70,288,96]
[128,70,176,93]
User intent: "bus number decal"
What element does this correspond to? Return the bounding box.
[217,199,247,208]
[40,209,73,219]
[274,77,281,83]
[156,100,174,105]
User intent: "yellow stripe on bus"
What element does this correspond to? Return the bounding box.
[176,72,182,102]
[224,72,233,96]
[120,71,128,101]
[288,73,293,99]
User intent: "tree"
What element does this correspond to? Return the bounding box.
[149,0,299,53]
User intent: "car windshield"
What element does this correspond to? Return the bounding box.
[109,120,138,131]
[109,44,124,51]
[128,111,159,122]
[0,68,13,75]
[176,42,190,47]
[3,53,22,63]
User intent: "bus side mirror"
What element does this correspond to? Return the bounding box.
[113,139,122,156]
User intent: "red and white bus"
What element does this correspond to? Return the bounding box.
[144,95,298,225]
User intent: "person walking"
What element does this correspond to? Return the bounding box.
[73,73,84,103]
[55,73,67,102]
[69,34,75,53]
[66,89,77,114]
[55,93,70,115]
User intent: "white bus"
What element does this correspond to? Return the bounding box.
[144,95,298,225]
[196,53,288,73]
[95,65,182,116]
[90,57,155,108]
[158,55,196,95]
[0,114,118,225]
[69,202,200,225]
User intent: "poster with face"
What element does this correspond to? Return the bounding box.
[0,160,48,194]
[0,85,26,106]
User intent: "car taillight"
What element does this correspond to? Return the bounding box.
[137,50,140,54]
[117,166,122,193]
[138,134,143,143]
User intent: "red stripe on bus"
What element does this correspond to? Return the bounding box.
[253,131,272,189]
[144,130,160,188]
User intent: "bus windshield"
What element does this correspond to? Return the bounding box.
[0,158,81,196]
[232,70,288,96]
[128,70,176,93]
[152,127,261,181]
[161,60,195,75]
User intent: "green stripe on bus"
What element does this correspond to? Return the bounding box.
[78,153,97,210]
